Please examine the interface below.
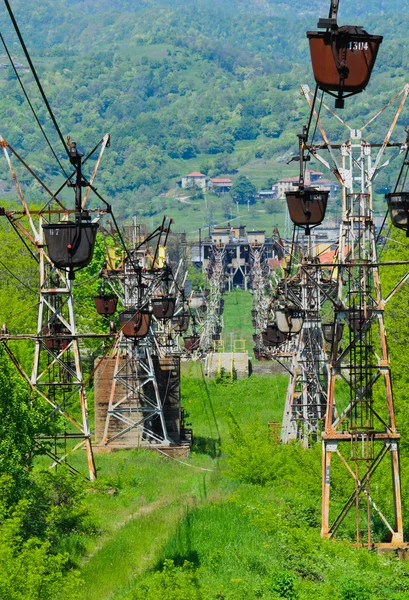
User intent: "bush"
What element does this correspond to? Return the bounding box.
[131,560,203,600]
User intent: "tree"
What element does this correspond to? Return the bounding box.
[0,500,81,600]
[0,345,42,504]
[233,116,259,141]
[265,198,281,214]
[230,175,257,204]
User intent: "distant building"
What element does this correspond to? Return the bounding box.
[199,225,284,291]
[272,176,299,199]
[247,230,266,246]
[256,190,276,199]
[181,172,207,190]
[271,170,338,199]
[207,178,232,193]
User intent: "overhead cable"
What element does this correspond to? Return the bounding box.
[0,32,70,178]
[3,0,70,159]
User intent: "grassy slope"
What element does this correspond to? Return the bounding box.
[75,367,409,599]
[72,295,409,600]
[76,368,287,599]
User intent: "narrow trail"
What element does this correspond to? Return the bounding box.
[78,492,203,600]
[81,497,168,565]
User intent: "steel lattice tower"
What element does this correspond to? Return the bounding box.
[199,247,225,352]
[0,134,111,480]
[281,253,333,446]
[302,83,409,549]
[100,223,180,447]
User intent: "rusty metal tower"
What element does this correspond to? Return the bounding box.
[96,220,183,447]
[250,246,270,354]
[199,247,225,353]
[281,248,334,446]
[0,134,111,480]
[302,83,409,549]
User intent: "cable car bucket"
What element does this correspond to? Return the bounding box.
[285,127,329,234]
[307,0,382,108]
[42,141,100,279]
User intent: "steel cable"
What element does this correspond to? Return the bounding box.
[3,0,70,160]
[0,32,70,178]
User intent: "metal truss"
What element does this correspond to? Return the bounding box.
[199,247,225,352]
[281,253,336,446]
[99,221,182,447]
[302,83,409,549]
[102,336,172,446]
[0,133,111,480]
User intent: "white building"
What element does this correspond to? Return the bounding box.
[181,172,207,190]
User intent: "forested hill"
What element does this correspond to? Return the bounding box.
[1,0,409,219]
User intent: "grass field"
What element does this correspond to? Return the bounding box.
[72,365,409,599]
[74,368,288,600]
[221,288,255,353]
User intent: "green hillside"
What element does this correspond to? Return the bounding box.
[1,0,409,233]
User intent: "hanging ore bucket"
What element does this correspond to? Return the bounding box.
[307,26,382,108]
[94,294,118,316]
[200,303,207,312]
[266,323,287,346]
[43,220,99,277]
[253,348,269,362]
[385,192,409,236]
[347,307,373,332]
[43,323,70,350]
[152,296,176,320]
[285,189,329,234]
[212,334,220,341]
[276,306,305,335]
[172,313,190,333]
[322,322,344,343]
[183,335,200,351]
[119,309,151,338]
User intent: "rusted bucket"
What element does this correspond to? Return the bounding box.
[385,192,409,234]
[347,308,373,332]
[172,313,190,333]
[307,27,382,94]
[183,335,200,351]
[285,189,328,233]
[276,307,304,334]
[43,221,99,269]
[322,322,344,343]
[43,324,70,350]
[94,295,118,316]
[119,310,151,338]
[266,323,287,346]
[152,297,176,320]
